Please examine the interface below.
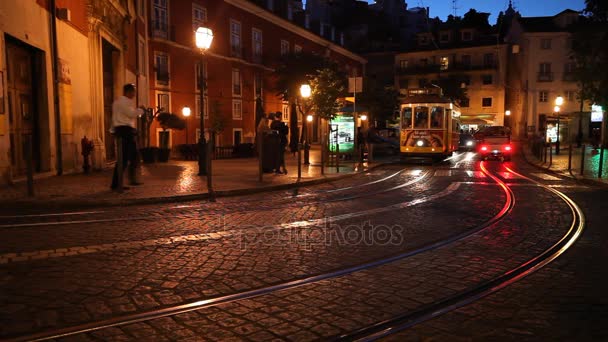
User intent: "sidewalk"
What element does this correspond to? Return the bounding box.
[0,148,390,210]
[521,141,608,185]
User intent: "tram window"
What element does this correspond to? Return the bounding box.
[431,107,444,128]
[414,106,428,128]
[401,107,412,129]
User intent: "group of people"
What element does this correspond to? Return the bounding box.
[257,112,289,174]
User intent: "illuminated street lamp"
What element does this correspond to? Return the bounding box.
[300,84,311,168]
[182,106,191,144]
[554,96,564,155]
[505,110,511,116]
[195,26,214,197]
[360,114,368,121]
[505,110,511,129]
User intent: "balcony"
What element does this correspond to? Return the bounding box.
[396,64,440,75]
[537,72,554,82]
[150,21,175,41]
[397,62,499,75]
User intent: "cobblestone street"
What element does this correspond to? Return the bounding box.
[0,151,606,341]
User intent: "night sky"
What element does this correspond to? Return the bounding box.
[303,0,587,23]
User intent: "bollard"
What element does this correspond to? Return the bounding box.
[580,144,586,176]
[297,142,302,181]
[116,136,123,193]
[336,142,340,173]
[548,144,552,168]
[568,143,573,171]
[25,135,34,197]
[207,141,215,202]
[599,144,605,179]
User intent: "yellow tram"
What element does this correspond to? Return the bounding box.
[399,89,461,160]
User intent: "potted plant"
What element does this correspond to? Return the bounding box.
[139,107,161,163]
[156,112,186,162]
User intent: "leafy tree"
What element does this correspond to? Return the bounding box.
[274,52,326,104]
[434,75,469,106]
[309,68,346,120]
[358,83,400,123]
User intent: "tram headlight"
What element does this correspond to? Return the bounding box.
[416,140,424,147]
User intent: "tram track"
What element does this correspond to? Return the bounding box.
[4,159,513,342]
[337,163,585,341]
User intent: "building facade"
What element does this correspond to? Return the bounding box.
[506,10,586,140]
[147,0,366,149]
[0,0,148,185]
[395,28,509,130]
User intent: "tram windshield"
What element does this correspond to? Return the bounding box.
[414,106,429,129]
[431,106,445,129]
[401,107,412,129]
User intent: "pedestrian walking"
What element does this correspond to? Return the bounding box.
[271,112,289,174]
[110,84,144,190]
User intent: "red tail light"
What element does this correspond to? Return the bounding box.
[480,145,488,151]
[504,145,512,151]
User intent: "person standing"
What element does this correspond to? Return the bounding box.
[110,84,144,190]
[271,112,289,174]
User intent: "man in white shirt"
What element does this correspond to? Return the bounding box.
[111,84,144,190]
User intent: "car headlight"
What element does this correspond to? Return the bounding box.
[466,141,473,146]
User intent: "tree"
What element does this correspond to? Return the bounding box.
[358,83,400,124]
[571,0,608,143]
[434,75,469,106]
[309,68,346,120]
[274,52,326,105]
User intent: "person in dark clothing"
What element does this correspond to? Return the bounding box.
[270,112,289,174]
[111,84,143,190]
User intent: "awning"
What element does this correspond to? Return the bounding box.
[460,118,491,125]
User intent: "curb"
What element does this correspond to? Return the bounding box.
[519,143,608,188]
[1,162,396,211]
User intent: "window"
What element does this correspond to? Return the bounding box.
[195,95,208,119]
[398,78,409,89]
[482,97,493,107]
[564,62,576,73]
[153,0,168,39]
[280,40,289,56]
[482,75,493,85]
[138,39,147,76]
[541,38,552,49]
[230,20,242,57]
[461,31,472,41]
[155,53,169,86]
[232,69,241,96]
[294,44,302,54]
[157,92,170,112]
[233,128,243,145]
[414,106,429,128]
[539,62,552,73]
[399,60,408,69]
[282,103,289,121]
[252,28,263,63]
[232,99,242,120]
[440,57,449,71]
[440,32,450,43]
[566,90,576,102]
[461,54,471,66]
[287,3,293,20]
[267,0,274,11]
[195,62,207,92]
[539,91,548,102]
[483,53,495,67]
[254,72,263,98]
[431,107,445,128]
[401,107,412,129]
[193,4,207,30]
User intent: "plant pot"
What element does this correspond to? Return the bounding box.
[140,147,158,163]
[158,148,171,162]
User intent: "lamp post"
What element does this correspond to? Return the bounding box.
[300,84,311,168]
[182,106,191,144]
[554,96,564,155]
[195,27,213,177]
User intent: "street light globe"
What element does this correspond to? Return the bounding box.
[300,84,311,98]
[182,106,191,117]
[195,27,213,50]
[555,96,564,106]
[306,114,313,122]
[360,114,368,121]
[554,105,561,113]
[505,110,511,116]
